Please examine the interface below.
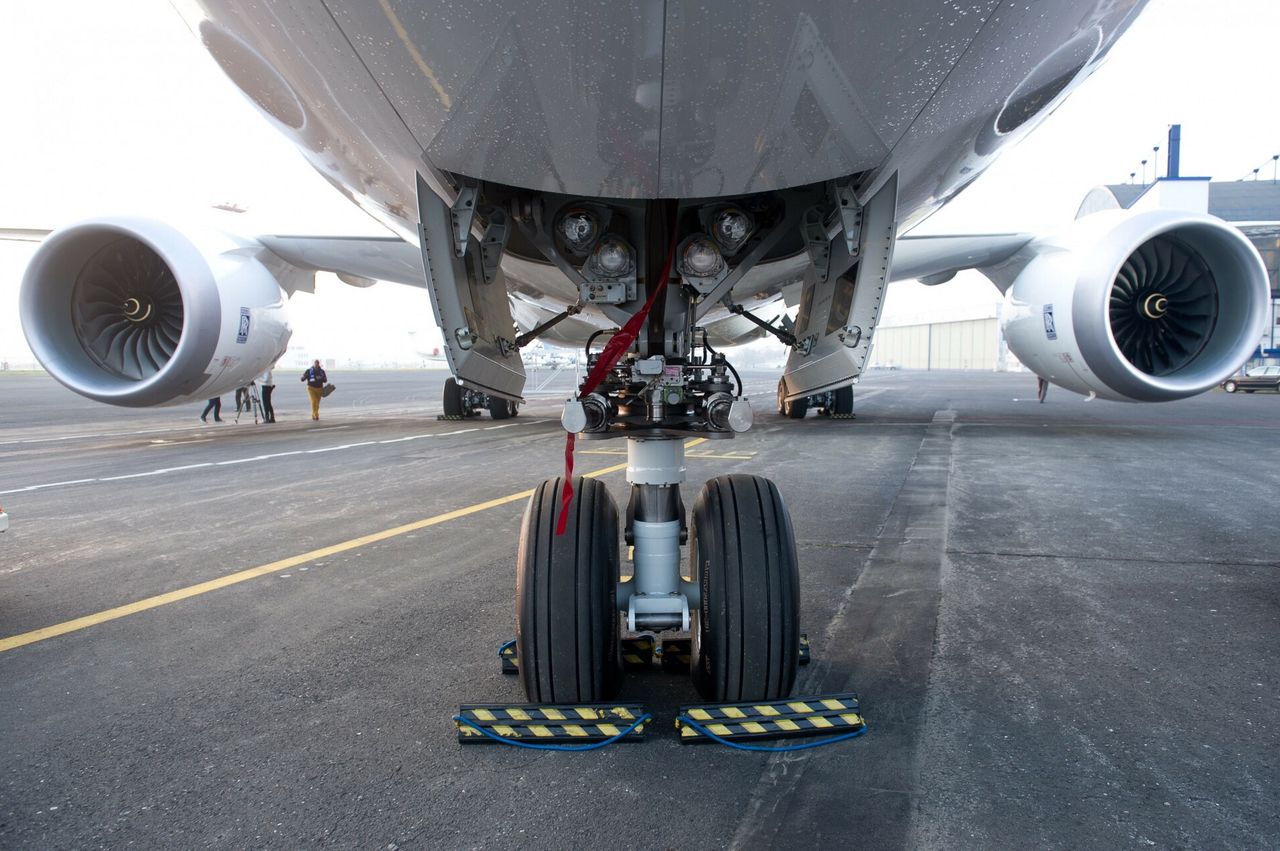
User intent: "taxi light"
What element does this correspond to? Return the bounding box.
[587,236,634,278]
[680,236,724,278]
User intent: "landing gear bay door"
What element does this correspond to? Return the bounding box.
[781,175,897,402]
[417,175,525,400]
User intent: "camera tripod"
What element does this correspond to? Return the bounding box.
[234,383,264,424]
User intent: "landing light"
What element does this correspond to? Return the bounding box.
[587,236,634,279]
[712,208,752,255]
[680,236,724,278]
[558,209,598,254]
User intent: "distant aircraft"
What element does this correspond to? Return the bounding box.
[14,2,1269,704]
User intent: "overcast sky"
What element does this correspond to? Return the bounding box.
[2,0,1278,365]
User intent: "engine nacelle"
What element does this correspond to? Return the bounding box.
[1000,209,1269,401]
[20,217,293,407]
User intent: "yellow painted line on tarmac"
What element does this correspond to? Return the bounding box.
[0,457,634,654]
[580,438,753,462]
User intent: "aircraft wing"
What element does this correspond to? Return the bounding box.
[258,235,424,288]
[888,232,1032,284]
[0,228,54,242]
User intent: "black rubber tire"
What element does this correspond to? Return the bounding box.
[443,377,465,416]
[516,476,622,703]
[776,378,787,414]
[690,474,800,702]
[783,394,809,419]
[489,396,518,420]
[1223,380,1237,393]
[833,385,854,416]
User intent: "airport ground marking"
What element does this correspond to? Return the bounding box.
[0,420,550,495]
[0,439,706,652]
[581,446,752,460]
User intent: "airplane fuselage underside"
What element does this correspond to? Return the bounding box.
[187,0,1144,364]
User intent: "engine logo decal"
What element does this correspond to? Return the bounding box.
[237,307,251,344]
[1042,304,1057,341]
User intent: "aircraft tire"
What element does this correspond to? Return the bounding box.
[690,474,799,702]
[443,377,466,417]
[833,385,854,416]
[489,396,517,420]
[515,476,622,703]
[783,395,809,418]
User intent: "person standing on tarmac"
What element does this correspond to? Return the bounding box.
[200,396,223,422]
[301,359,327,421]
[259,367,276,423]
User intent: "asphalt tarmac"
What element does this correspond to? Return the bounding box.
[1,368,1277,849]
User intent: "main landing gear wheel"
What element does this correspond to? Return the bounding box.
[489,396,518,420]
[516,476,623,703]
[777,378,808,419]
[832,385,854,416]
[690,474,800,702]
[443,377,465,416]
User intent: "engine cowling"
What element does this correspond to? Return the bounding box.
[20,217,293,407]
[1000,209,1269,401]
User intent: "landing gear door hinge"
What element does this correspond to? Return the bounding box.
[417,174,525,400]
[782,173,897,403]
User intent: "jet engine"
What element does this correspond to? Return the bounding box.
[20,217,293,407]
[998,209,1269,401]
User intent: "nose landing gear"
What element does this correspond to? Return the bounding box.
[515,432,801,703]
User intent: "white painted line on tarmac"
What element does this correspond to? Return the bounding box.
[0,418,553,496]
[0,424,212,446]
[306,441,379,454]
[0,478,96,493]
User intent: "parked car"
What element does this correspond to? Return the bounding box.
[1221,365,1280,393]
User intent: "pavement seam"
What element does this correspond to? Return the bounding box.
[728,410,955,849]
[947,548,1280,570]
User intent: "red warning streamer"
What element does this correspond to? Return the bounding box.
[556,238,677,534]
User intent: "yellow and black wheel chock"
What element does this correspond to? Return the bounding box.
[455,704,648,746]
[479,638,857,750]
[675,693,864,746]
